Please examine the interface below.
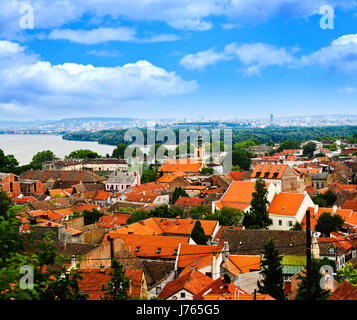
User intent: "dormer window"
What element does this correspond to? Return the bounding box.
[156,248,162,254]
[135,246,140,252]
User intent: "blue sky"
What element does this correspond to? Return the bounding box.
[1,0,357,121]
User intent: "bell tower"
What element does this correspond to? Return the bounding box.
[194,126,205,165]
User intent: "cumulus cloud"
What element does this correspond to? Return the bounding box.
[180,42,296,74]
[48,27,136,44]
[180,48,232,70]
[0,41,198,118]
[47,27,181,44]
[301,33,357,72]
[1,0,357,38]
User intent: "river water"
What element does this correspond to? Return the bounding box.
[0,134,116,165]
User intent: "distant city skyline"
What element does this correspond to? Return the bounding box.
[1,1,357,120]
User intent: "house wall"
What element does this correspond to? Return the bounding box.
[166,289,194,300]
[147,270,176,299]
[81,226,107,244]
[65,216,84,232]
[269,215,297,231]
[1,174,21,198]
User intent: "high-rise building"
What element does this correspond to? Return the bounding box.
[270,114,274,124]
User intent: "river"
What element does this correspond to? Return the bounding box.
[0,134,116,165]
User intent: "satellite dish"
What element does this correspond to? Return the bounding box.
[313,232,321,238]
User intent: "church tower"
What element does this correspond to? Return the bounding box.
[194,126,205,166]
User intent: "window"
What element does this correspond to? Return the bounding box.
[156,248,162,254]
[135,246,140,253]
[289,221,293,227]
[180,292,186,298]
[279,220,282,226]
[156,286,161,295]
[173,249,178,255]
[264,172,270,178]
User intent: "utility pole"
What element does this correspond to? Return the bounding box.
[306,209,312,301]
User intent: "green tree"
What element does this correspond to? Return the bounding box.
[0,192,23,267]
[65,149,101,159]
[337,263,357,286]
[200,167,214,175]
[30,150,56,170]
[277,140,301,152]
[190,205,210,220]
[290,222,303,231]
[232,150,252,171]
[315,212,344,237]
[83,209,104,225]
[141,168,159,183]
[4,154,19,170]
[323,190,338,207]
[191,221,208,245]
[101,259,131,300]
[171,187,189,204]
[303,142,317,158]
[112,144,128,159]
[242,178,272,229]
[257,238,285,301]
[295,257,331,300]
[206,207,243,226]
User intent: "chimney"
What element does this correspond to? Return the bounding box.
[333,205,337,215]
[108,236,114,260]
[176,216,180,225]
[211,255,217,280]
[314,204,319,215]
[71,254,76,268]
[284,281,292,295]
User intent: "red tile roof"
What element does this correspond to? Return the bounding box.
[78,269,144,300]
[194,278,248,300]
[95,213,131,228]
[251,164,288,179]
[158,270,214,300]
[174,197,205,207]
[327,281,357,300]
[268,193,306,217]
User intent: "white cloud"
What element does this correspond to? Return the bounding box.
[225,42,296,74]
[1,0,357,38]
[48,27,136,44]
[301,33,357,72]
[0,41,198,118]
[180,48,232,70]
[87,49,121,57]
[180,42,296,73]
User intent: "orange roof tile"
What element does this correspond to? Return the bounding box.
[115,233,189,259]
[251,164,288,179]
[203,293,275,300]
[226,255,261,275]
[268,193,306,217]
[159,159,201,174]
[96,213,131,228]
[217,181,269,210]
[174,197,205,207]
[159,270,214,300]
[194,278,248,300]
[177,244,223,269]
